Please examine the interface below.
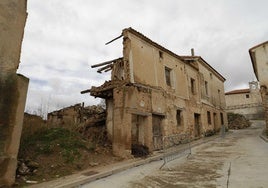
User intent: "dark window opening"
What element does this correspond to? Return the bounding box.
[165,67,171,86]
[207,111,211,124]
[220,113,224,125]
[176,110,182,126]
[205,81,208,95]
[246,94,249,98]
[191,78,196,94]
[159,51,163,59]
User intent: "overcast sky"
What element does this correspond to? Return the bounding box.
[18,0,268,114]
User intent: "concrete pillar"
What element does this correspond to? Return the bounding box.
[0,0,28,186]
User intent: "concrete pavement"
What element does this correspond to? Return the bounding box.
[82,120,268,188]
[30,120,268,188]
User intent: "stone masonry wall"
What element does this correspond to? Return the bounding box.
[0,0,29,186]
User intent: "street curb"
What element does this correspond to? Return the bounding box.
[29,133,224,188]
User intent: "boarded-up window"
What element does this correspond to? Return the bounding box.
[207,111,211,124]
[165,67,171,86]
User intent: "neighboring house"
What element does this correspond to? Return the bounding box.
[249,41,268,130]
[225,81,264,120]
[47,103,105,128]
[82,28,227,157]
[47,103,83,127]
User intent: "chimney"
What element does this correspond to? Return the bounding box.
[191,48,195,56]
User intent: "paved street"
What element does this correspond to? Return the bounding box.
[82,120,268,188]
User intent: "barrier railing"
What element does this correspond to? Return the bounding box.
[160,133,191,169]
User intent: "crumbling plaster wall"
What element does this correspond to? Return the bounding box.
[251,44,268,87]
[198,60,226,108]
[250,42,268,130]
[0,0,29,186]
[225,83,264,120]
[124,32,188,98]
[108,28,227,156]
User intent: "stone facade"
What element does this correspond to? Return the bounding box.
[0,0,29,186]
[225,81,265,120]
[47,103,106,130]
[249,41,268,130]
[84,28,227,157]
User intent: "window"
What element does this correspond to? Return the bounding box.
[191,78,196,94]
[159,51,163,59]
[220,113,224,125]
[246,94,249,98]
[176,110,182,126]
[205,81,208,95]
[207,111,211,124]
[165,67,171,86]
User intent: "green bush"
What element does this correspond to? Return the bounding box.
[19,127,94,163]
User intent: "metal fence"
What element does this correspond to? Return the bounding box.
[160,133,191,169]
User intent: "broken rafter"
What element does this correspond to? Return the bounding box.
[81,89,91,94]
[91,57,122,68]
[97,64,113,73]
[105,34,123,45]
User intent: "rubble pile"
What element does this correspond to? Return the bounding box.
[227,113,251,129]
[77,105,109,145]
[82,105,106,127]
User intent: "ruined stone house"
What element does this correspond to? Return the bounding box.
[249,41,268,130]
[0,0,29,186]
[47,103,105,128]
[225,81,264,120]
[82,28,227,157]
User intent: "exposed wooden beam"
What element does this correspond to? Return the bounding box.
[91,57,122,68]
[97,64,113,73]
[105,34,123,45]
[80,89,91,94]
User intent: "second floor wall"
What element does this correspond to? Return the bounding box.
[121,28,226,109]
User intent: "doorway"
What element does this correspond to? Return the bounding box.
[213,113,218,131]
[194,113,201,137]
[131,115,145,145]
[152,115,163,150]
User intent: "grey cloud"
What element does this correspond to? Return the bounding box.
[18,0,268,112]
